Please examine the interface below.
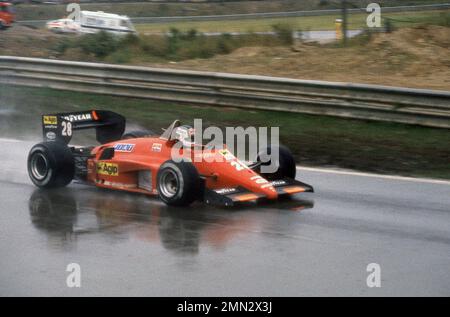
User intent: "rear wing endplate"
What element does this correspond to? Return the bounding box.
[42,110,125,144]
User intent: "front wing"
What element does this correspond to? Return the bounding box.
[204,178,314,207]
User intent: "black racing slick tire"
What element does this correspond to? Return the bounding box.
[121,130,156,140]
[256,145,296,180]
[27,141,75,188]
[157,160,202,206]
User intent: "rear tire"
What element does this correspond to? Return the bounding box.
[256,145,296,180]
[27,142,75,188]
[121,130,156,139]
[157,160,202,206]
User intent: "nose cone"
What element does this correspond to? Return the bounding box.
[246,174,278,200]
[200,149,280,200]
[263,185,278,200]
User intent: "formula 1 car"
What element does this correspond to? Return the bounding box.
[27,110,313,206]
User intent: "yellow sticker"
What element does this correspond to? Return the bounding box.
[43,115,57,125]
[97,162,119,176]
[219,149,234,160]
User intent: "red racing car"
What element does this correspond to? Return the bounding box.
[27,110,313,206]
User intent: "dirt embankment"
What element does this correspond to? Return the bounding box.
[0,26,61,58]
[147,26,450,90]
[1,25,449,90]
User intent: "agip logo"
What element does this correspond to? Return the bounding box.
[97,162,119,176]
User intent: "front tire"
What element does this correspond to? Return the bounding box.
[256,145,296,180]
[157,160,202,206]
[27,142,75,188]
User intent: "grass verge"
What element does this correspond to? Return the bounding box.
[135,10,450,34]
[1,85,449,180]
[53,28,293,63]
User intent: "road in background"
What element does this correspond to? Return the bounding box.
[0,138,449,296]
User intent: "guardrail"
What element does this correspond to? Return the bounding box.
[16,3,450,27]
[0,56,449,128]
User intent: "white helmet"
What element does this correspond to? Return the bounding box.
[173,125,195,147]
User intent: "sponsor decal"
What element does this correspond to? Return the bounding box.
[97,162,119,176]
[251,175,275,190]
[215,188,238,195]
[63,113,92,122]
[43,115,57,125]
[219,149,235,161]
[152,143,162,152]
[219,149,249,171]
[270,180,287,186]
[114,143,135,152]
[46,131,56,140]
[194,151,217,162]
[95,179,136,189]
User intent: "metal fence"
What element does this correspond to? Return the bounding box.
[1,56,449,128]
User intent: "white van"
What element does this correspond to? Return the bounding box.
[46,11,136,35]
[79,11,136,35]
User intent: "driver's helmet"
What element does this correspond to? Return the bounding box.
[173,125,195,147]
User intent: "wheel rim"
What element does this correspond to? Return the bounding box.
[31,153,49,181]
[159,169,179,198]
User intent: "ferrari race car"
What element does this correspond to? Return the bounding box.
[27,110,313,206]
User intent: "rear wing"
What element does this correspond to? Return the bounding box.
[42,110,125,144]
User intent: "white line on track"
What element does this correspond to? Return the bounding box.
[297,166,450,185]
[0,138,23,143]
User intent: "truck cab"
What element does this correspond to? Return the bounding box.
[0,2,14,29]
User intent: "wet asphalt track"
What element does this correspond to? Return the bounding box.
[0,138,449,296]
